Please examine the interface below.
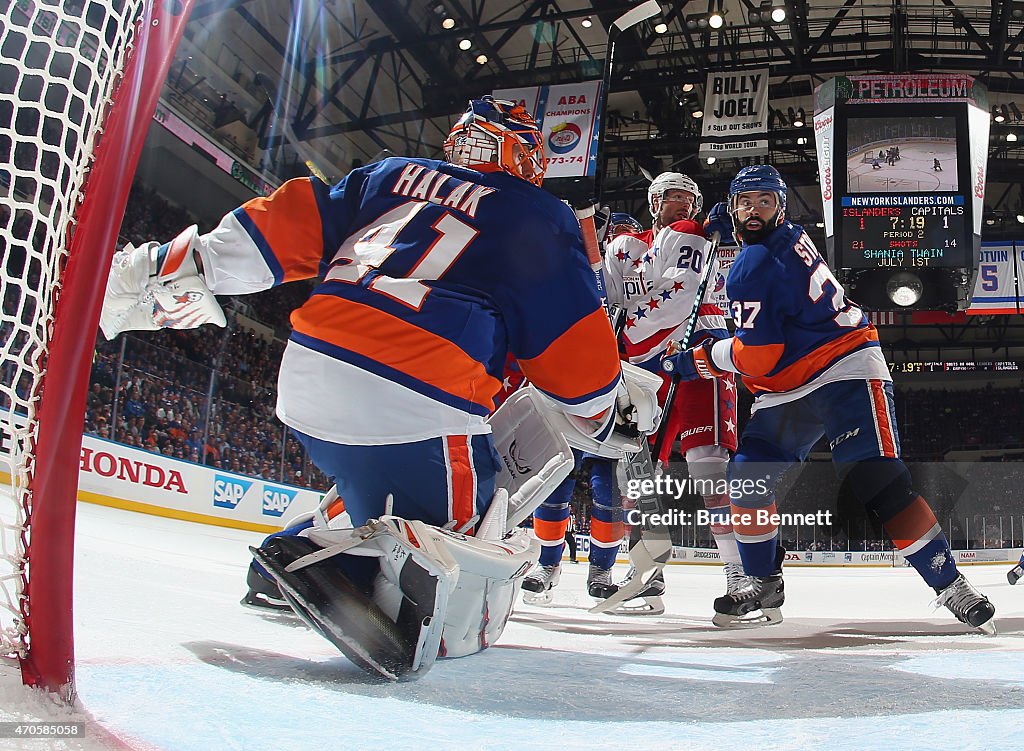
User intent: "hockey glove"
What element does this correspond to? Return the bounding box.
[704,201,734,245]
[100,225,226,339]
[661,339,724,381]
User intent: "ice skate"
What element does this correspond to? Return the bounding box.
[723,561,751,596]
[241,561,293,613]
[587,563,618,599]
[933,573,996,634]
[521,563,561,605]
[712,574,784,628]
[1007,563,1023,586]
[610,566,665,615]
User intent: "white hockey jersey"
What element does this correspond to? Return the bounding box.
[604,220,728,369]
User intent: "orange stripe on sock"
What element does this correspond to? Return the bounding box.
[589,518,623,545]
[732,502,777,537]
[884,496,939,549]
[533,517,569,544]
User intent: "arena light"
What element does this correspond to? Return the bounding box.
[708,11,725,28]
[1017,214,1024,224]
[475,53,488,65]
[993,105,1006,123]
[581,16,592,28]
[692,108,704,118]
[771,5,787,22]
[682,83,695,93]
[654,22,668,33]
[793,108,805,127]
[442,17,456,29]
[1008,132,1018,142]
[458,38,472,50]
[886,272,924,307]
[706,156,717,164]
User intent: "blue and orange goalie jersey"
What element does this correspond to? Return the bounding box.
[715,221,890,409]
[194,157,621,444]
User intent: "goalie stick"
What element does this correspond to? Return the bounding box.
[590,230,723,615]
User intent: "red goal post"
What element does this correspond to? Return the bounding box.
[0,0,194,701]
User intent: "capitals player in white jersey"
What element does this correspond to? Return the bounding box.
[604,172,744,607]
[665,165,994,632]
[98,97,660,679]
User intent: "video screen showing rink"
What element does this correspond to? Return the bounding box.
[1,497,1022,751]
[846,116,959,193]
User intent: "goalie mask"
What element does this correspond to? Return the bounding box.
[443,96,547,186]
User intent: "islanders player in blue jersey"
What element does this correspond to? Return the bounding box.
[663,165,995,633]
[99,97,641,678]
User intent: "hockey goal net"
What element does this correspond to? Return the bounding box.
[0,0,192,701]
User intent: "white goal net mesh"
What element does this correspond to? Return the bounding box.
[0,0,146,658]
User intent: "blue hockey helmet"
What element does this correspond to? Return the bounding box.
[609,212,644,237]
[443,96,547,186]
[728,165,787,214]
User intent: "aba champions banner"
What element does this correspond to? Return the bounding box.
[699,69,770,160]
[494,81,601,179]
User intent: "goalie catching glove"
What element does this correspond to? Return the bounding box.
[100,225,226,339]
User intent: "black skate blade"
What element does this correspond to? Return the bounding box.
[1008,565,1023,586]
[250,541,414,681]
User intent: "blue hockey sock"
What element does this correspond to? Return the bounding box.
[901,535,958,590]
[737,536,778,578]
[539,541,566,567]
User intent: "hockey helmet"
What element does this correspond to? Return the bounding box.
[443,96,547,186]
[647,172,702,219]
[609,212,644,237]
[728,165,788,214]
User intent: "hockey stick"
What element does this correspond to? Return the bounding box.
[575,0,661,302]
[590,230,722,615]
[650,230,722,463]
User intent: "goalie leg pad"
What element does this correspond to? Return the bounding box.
[425,527,539,658]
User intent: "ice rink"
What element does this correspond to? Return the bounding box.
[2,502,1024,751]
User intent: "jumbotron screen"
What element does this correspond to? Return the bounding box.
[837,113,971,269]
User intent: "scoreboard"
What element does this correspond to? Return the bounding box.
[890,361,1019,373]
[839,197,971,269]
[813,75,987,283]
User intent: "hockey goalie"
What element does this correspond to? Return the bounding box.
[99,95,662,679]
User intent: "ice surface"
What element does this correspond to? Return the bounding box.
[1,501,1023,750]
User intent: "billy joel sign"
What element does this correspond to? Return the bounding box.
[699,69,769,160]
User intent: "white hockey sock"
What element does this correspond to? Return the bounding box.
[711,531,741,564]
